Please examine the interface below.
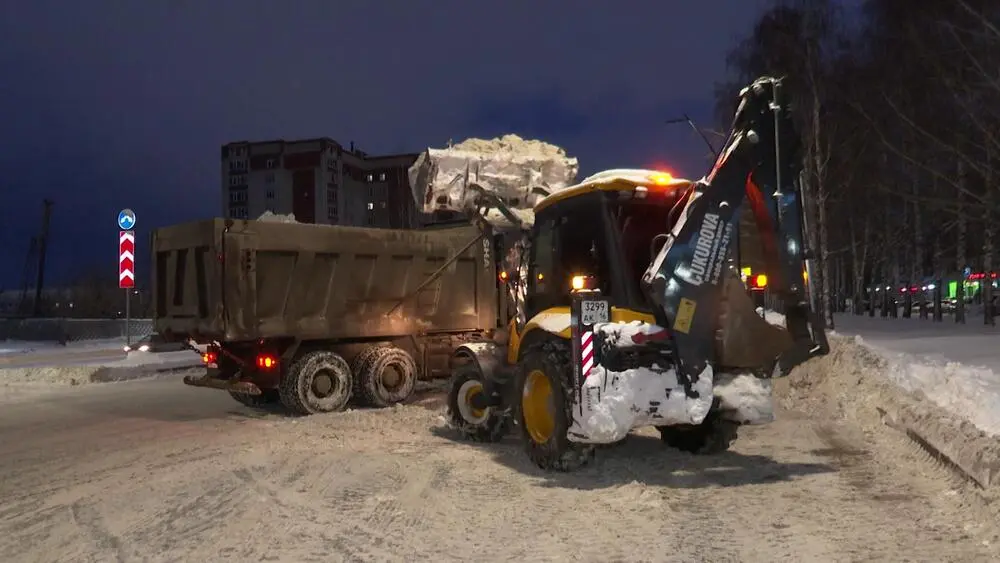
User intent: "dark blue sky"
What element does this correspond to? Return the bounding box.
[0,0,777,289]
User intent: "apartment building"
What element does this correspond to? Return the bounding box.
[220,138,419,229]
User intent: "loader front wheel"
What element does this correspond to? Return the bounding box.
[657,412,739,455]
[446,363,509,442]
[514,341,594,471]
[279,350,353,415]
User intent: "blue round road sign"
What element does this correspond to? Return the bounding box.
[118,208,136,230]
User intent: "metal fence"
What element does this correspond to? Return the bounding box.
[0,318,154,343]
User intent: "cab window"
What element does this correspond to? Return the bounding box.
[526,195,611,318]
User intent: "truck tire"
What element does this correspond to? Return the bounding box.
[228,389,280,408]
[657,413,739,454]
[350,343,388,380]
[279,350,353,415]
[446,363,510,442]
[514,340,594,471]
[353,346,417,408]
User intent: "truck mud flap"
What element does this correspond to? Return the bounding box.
[182,373,263,395]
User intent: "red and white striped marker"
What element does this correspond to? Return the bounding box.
[580,330,594,376]
[119,230,135,289]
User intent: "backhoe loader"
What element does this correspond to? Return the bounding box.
[445,76,830,470]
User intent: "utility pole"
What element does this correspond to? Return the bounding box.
[32,199,54,317]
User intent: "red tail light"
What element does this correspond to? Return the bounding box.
[749,273,768,291]
[202,351,218,364]
[256,353,278,370]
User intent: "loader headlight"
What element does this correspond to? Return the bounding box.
[571,275,595,291]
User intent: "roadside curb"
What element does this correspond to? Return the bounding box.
[90,362,202,383]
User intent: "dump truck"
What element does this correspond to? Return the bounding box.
[151,136,578,414]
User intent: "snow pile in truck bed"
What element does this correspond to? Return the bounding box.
[408,134,579,215]
[257,211,298,223]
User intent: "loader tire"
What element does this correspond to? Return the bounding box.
[657,412,739,455]
[446,363,510,442]
[228,388,280,408]
[279,350,353,415]
[514,340,594,472]
[353,346,417,408]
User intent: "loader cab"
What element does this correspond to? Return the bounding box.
[524,171,691,321]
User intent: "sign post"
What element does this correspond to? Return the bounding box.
[118,209,136,346]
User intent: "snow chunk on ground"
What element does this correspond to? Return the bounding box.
[408,134,579,215]
[257,211,297,223]
[714,372,774,424]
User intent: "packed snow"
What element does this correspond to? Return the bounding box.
[408,134,579,215]
[567,320,774,443]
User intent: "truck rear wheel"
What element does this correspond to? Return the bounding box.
[514,340,594,471]
[228,389,280,408]
[446,363,509,442]
[279,350,353,415]
[353,346,417,408]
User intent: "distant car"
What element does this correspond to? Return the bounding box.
[123,333,188,353]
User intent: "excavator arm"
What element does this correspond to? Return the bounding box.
[641,76,830,394]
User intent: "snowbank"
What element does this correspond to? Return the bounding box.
[408,134,579,215]
[850,335,1000,437]
[1,365,101,387]
[777,335,1000,488]
[761,309,1000,439]
[0,337,129,356]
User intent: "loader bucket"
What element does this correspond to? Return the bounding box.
[715,274,793,371]
[715,274,830,375]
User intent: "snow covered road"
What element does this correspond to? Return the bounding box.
[1,367,998,562]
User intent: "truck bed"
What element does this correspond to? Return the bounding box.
[152,218,498,343]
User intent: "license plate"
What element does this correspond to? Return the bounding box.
[580,300,610,325]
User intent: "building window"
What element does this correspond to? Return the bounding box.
[229,188,248,203]
[265,159,275,169]
[229,205,248,219]
[366,173,373,183]
[229,160,247,172]
[229,174,246,186]
[327,206,338,222]
[327,159,337,171]
[367,202,374,210]
[378,172,386,182]
[265,173,275,184]
[266,189,275,200]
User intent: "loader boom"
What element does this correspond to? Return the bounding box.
[641,76,829,393]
